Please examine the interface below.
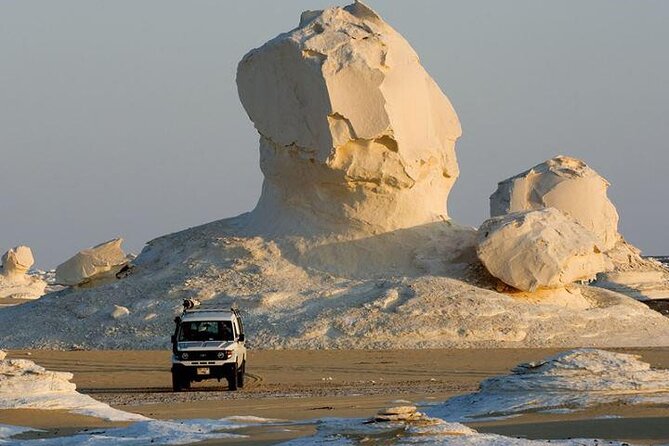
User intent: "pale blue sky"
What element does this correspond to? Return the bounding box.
[1,1,668,268]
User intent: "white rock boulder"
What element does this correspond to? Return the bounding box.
[477,208,612,291]
[237,1,461,236]
[1,246,34,279]
[0,246,47,299]
[111,305,130,319]
[490,156,620,250]
[55,238,129,287]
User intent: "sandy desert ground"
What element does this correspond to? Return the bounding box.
[3,348,669,445]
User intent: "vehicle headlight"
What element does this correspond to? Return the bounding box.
[181,352,189,360]
[217,351,226,359]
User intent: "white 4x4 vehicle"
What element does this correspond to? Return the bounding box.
[171,300,247,391]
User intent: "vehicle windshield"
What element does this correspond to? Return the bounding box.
[178,320,234,342]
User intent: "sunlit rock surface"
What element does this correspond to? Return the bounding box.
[490,156,619,250]
[0,246,46,299]
[237,1,461,236]
[55,238,129,287]
[477,208,612,292]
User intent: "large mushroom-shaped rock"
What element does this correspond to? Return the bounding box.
[0,246,47,299]
[237,1,461,236]
[490,156,619,250]
[477,208,612,292]
[55,239,129,287]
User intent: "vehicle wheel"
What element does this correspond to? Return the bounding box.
[172,371,183,392]
[227,363,238,391]
[238,361,245,388]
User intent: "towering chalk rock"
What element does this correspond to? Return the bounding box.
[237,1,461,236]
[477,208,612,292]
[490,156,619,250]
[55,238,129,287]
[0,246,46,299]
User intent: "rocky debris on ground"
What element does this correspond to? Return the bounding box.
[55,238,130,287]
[490,155,620,250]
[0,246,47,299]
[477,208,612,292]
[111,304,130,319]
[291,408,628,445]
[237,0,461,237]
[371,405,426,422]
[0,350,146,421]
[429,348,669,421]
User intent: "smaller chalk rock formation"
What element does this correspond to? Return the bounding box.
[237,1,462,237]
[595,241,669,300]
[0,246,47,299]
[55,239,130,287]
[489,155,669,300]
[477,208,612,292]
[372,405,426,423]
[490,156,619,250]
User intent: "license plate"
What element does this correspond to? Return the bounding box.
[196,367,210,375]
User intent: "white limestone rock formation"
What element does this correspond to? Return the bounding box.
[477,208,612,292]
[1,246,34,279]
[237,1,462,237]
[0,350,146,421]
[1,3,669,350]
[0,246,47,299]
[490,156,620,250]
[594,239,669,300]
[429,349,669,421]
[55,238,130,287]
[489,155,669,299]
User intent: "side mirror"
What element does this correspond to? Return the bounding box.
[238,334,245,342]
[171,335,176,343]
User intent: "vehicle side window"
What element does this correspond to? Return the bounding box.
[232,320,239,339]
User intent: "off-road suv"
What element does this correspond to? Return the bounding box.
[171,300,247,391]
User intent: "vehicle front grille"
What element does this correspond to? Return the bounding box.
[184,351,221,360]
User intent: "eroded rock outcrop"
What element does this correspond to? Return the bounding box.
[237,1,461,236]
[430,349,669,421]
[594,239,669,300]
[0,246,47,299]
[490,156,619,250]
[477,208,612,292]
[55,238,129,287]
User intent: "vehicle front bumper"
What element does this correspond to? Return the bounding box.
[171,362,235,380]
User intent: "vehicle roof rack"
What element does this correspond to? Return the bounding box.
[181,299,240,315]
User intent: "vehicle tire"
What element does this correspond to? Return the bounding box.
[172,371,183,392]
[238,361,245,388]
[227,363,238,391]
